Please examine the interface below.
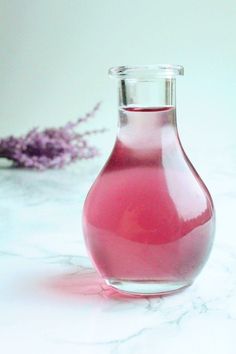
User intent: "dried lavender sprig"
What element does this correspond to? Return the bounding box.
[65,101,101,129]
[0,103,104,170]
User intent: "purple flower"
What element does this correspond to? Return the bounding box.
[0,103,105,170]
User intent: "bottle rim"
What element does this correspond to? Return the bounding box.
[109,64,184,80]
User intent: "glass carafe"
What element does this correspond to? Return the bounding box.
[83,65,215,295]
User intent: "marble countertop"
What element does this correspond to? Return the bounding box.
[0,152,235,354]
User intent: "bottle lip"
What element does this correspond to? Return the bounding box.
[109,64,184,80]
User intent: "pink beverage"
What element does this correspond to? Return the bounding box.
[83,106,215,294]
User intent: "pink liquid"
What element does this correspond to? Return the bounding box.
[83,107,215,283]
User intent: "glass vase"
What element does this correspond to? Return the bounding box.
[82,64,215,295]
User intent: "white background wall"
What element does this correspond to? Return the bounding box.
[0,0,235,164]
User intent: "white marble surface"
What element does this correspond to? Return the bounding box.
[0,148,236,354]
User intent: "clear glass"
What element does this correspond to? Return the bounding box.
[83,64,215,295]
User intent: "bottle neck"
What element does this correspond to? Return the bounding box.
[109,65,183,156]
[117,79,178,151]
[118,78,176,108]
[116,107,179,159]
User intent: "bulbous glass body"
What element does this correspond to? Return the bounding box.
[83,65,215,295]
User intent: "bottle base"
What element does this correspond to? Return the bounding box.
[105,278,192,296]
